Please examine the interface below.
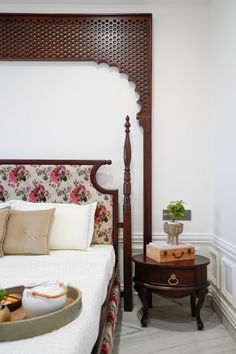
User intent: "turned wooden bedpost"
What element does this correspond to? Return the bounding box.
[123,115,132,311]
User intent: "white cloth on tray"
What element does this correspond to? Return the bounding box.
[0,245,115,354]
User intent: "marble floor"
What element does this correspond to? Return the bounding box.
[113,295,236,354]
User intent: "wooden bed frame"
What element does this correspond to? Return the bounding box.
[0,13,153,313]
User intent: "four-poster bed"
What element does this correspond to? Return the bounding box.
[0,12,153,353]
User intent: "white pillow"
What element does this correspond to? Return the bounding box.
[14,200,97,250]
[0,200,15,209]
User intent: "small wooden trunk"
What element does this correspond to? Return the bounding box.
[146,243,195,263]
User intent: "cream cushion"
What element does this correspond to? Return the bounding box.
[3,209,55,255]
[14,200,97,250]
[0,207,11,257]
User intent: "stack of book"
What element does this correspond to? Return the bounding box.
[146,241,195,262]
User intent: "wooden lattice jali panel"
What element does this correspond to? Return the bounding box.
[0,14,151,117]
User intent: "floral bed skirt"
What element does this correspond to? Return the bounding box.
[101,276,120,354]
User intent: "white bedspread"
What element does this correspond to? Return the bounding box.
[0,245,115,354]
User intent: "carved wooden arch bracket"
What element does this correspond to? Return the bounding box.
[0,14,152,120]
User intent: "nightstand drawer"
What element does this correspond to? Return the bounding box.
[150,268,195,286]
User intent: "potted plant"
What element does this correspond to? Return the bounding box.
[164,200,185,245]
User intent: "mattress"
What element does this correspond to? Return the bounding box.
[0,245,116,354]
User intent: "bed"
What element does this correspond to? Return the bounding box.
[0,119,131,354]
[0,13,153,313]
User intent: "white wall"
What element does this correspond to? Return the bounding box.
[211,0,236,246]
[0,0,212,243]
[153,2,211,236]
[0,62,143,232]
[208,0,236,331]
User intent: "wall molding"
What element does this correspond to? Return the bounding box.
[119,232,236,255]
[210,236,236,259]
[119,232,212,250]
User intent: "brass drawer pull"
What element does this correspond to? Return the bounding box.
[168,273,179,286]
[172,251,184,259]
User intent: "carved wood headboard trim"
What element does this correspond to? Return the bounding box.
[0,13,152,310]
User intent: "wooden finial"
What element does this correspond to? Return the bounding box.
[125,115,131,131]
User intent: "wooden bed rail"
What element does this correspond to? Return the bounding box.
[123,116,132,311]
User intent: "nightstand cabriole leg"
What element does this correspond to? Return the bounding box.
[190,295,196,316]
[195,289,206,330]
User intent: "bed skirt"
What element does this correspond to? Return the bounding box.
[101,276,120,354]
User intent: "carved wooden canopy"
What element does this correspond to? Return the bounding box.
[0,13,152,249]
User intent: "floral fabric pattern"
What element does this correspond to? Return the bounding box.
[102,276,120,354]
[0,185,8,202]
[0,164,113,244]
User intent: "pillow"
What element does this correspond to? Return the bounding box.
[3,209,55,255]
[0,200,15,209]
[14,200,97,250]
[0,207,11,257]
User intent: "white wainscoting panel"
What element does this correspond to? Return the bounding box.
[221,257,236,308]
[209,247,220,289]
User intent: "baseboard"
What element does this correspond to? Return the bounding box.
[211,294,236,343]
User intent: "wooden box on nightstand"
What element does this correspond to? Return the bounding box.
[146,242,195,262]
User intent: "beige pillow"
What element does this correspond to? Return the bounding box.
[0,207,11,257]
[3,209,55,255]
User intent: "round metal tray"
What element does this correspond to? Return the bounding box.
[0,285,82,341]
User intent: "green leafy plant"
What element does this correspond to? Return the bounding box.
[166,200,185,222]
[0,289,8,301]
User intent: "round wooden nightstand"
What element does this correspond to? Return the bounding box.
[132,254,210,330]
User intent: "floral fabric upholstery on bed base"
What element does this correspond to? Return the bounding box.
[0,164,113,244]
[102,276,120,354]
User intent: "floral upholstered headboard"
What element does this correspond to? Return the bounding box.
[0,160,118,248]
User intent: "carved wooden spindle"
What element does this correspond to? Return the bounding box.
[123,115,132,311]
